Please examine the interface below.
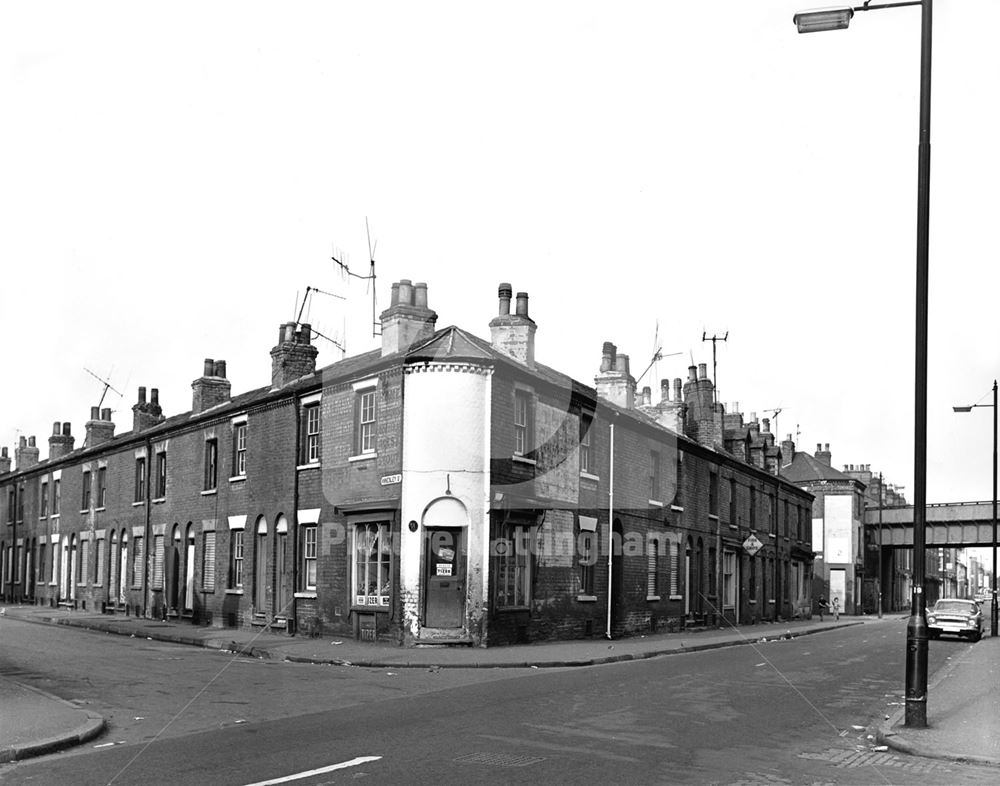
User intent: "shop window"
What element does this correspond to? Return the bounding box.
[353,522,390,607]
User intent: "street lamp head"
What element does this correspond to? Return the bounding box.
[793,7,855,33]
[953,406,974,413]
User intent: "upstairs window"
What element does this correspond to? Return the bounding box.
[40,481,48,518]
[97,467,107,509]
[6,489,13,523]
[134,458,146,503]
[233,423,247,477]
[579,414,592,474]
[154,451,167,499]
[53,480,61,516]
[357,389,377,454]
[513,391,533,457]
[300,403,321,464]
[650,451,661,501]
[709,471,719,517]
[204,439,218,491]
[81,470,91,511]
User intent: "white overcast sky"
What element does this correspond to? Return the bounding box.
[2,2,999,529]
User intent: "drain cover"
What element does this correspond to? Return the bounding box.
[454,752,546,767]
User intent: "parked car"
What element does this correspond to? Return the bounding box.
[928,598,983,641]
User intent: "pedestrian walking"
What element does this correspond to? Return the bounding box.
[832,597,840,621]
[818,595,828,621]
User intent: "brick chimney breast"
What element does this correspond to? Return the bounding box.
[0,446,10,474]
[48,421,75,460]
[192,357,232,413]
[271,323,320,387]
[15,435,40,470]
[488,284,536,366]
[594,340,635,409]
[380,280,439,357]
[85,408,115,447]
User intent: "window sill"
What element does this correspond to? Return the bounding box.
[226,589,244,595]
[39,515,47,521]
[512,455,536,466]
[201,489,217,497]
[200,588,214,594]
[708,514,719,521]
[576,594,597,602]
[668,594,682,601]
[728,523,739,530]
[229,475,246,483]
[50,514,60,519]
[749,599,758,605]
[350,604,390,613]
[132,502,144,507]
[579,472,600,482]
[648,500,664,508]
[294,591,317,599]
[495,605,531,612]
[152,498,166,505]
[670,505,684,513]
[296,463,321,471]
[79,509,89,514]
[646,595,661,602]
[95,507,106,513]
[348,452,378,463]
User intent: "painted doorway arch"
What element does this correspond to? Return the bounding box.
[422,497,469,629]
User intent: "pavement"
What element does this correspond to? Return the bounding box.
[1,604,997,770]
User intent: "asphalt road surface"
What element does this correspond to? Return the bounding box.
[2,616,997,785]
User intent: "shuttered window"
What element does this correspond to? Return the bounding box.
[132,537,143,588]
[95,539,105,586]
[153,535,164,589]
[202,531,216,590]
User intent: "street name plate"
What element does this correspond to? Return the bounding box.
[743,534,763,556]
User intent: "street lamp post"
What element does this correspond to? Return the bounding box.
[878,472,884,619]
[793,0,932,728]
[953,380,999,638]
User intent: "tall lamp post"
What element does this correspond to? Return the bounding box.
[793,0,932,728]
[953,380,998,638]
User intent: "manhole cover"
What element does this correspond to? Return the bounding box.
[454,752,546,767]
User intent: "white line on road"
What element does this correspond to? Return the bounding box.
[242,756,382,785]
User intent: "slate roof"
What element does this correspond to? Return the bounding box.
[781,451,854,484]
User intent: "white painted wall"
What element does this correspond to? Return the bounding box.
[400,362,492,642]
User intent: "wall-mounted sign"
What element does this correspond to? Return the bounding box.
[380,473,402,486]
[743,534,763,556]
[436,564,453,577]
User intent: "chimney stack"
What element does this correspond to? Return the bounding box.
[271,323,320,388]
[86,407,116,447]
[780,434,795,467]
[489,283,536,366]
[133,386,165,432]
[815,442,832,466]
[594,339,636,409]
[15,435,40,470]
[49,421,75,461]
[192,357,233,413]
[378,279,439,357]
[0,446,10,474]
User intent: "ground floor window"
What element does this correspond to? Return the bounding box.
[153,534,165,589]
[202,531,216,590]
[132,537,143,588]
[494,523,533,608]
[353,522,390,607]
[301,525,317,591]
[723,549,736,608]
[230,530,244,588]
[647,540,660,597]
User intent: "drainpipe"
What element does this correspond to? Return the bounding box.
[606,420,615,640]
[142,437,152,618]
[290,398,300,635]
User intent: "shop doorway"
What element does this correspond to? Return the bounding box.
[424,527,464,628]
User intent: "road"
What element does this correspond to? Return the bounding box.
[2,616,997,785]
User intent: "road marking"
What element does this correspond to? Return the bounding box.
[243,757,382,785]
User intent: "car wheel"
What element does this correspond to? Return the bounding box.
[973,630,982,642]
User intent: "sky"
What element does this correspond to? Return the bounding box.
[2,1,999,549]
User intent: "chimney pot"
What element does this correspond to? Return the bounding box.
[19,436,27,447]
[515,291,529,317]
[214,359,227,378]
[62,422,71,436]
[688,365,698,382]
[91,406,100,420]
[390,282,400,306]
[642,385,651,406]
[762,418,770,433]
[825,443,830,451]
[660,378,670,402]
[498,283,512,315]
[816,443,822,452]
[615,353,630,376]
[413,282,428,308]
[202,358,214,377]
[151,388,159,406]
[698,363,708,380]
[1,447,6,457]
[53,421,61,436]
[601,342,615,373]
[28,436,36,447]
[398,279,413,306]
[101,408,112,421]
[138,386,147,405]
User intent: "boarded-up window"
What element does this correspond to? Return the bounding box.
[202,531,216,590]
[153,535,165,589]
[95,539,105,586]
[132,537,143,588]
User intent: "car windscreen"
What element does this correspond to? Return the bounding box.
[934,601,975,613]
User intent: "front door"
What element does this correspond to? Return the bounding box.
[184,537,195,612]
[424,527,464,628]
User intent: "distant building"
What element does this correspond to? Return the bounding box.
[1,280,814,645]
